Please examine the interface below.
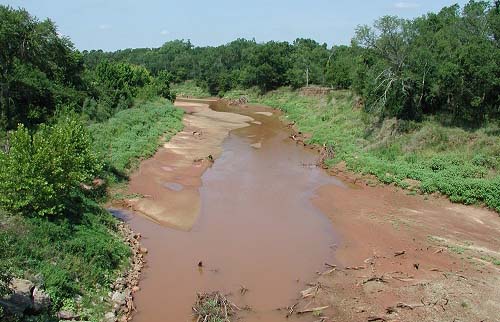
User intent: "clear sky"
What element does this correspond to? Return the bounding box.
[1,0,470,51]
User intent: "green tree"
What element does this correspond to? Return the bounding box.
[0,116,101,217]
[0,5,86,131]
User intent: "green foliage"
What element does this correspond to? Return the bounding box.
[90,99,183,179]
[82,1,499,125]
[352,1,500,122]
[0,116,101,217]
[0,208,129,318]
[171,80,210,98]
[239,88,500,212]
[83,38,332,96]
[0,5,87,131]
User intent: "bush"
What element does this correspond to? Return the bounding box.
[0,116,101,217]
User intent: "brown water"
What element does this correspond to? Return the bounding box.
[117,101,345,322]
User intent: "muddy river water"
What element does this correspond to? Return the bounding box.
[119,100,346,322]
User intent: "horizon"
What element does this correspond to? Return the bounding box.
[1,0,470,51]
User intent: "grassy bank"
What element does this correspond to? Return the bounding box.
[91,99,184,179]
[218,86,500,212]
[0,99,184,321]
[172,80,211,98]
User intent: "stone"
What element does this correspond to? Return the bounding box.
[104,311,117,322]
[1,278,34,314]
[112,291,126,305]
[57,310,80,320]
[32,287,51,312]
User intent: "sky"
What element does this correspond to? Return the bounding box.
[1,0,470,51]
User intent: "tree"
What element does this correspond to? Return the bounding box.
[0,5,86,131]
[0,116,101,217]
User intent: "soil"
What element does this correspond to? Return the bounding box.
[117,99,499,322]
[124,99,252,230]
[301,178,500,322]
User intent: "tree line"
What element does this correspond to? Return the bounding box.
[0,5,178,218]
[0,5,175,136]
[84,0,500,124]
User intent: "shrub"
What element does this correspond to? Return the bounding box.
[0,116,101,217]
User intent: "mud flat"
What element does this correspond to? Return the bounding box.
[125,99,252,230]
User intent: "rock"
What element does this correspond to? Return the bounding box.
[57,310,80,320]
[1,278,34,314]
[131,286,140,293]
[32,287,51,312]
[105,311,117,322]
[139,247,148,254]
[112,291,126,305]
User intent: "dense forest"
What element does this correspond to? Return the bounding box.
[84,0,499,124]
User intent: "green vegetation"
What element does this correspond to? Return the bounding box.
[226,87,500,211]
[91,99,183,178]
[84,1,499,124]
[0,209,129,321]
[0,116,100,218]
[171,80,211,98]
[0,5,183,321]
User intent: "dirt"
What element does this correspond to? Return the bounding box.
[124,99,252,230]
[117,99,499,322]
[300,178,500,322]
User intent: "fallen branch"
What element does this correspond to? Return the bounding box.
[362,276,388,285]
[301,283,323,298]
[192,292,240,322]
[297,306,329,314]
[286,303,298,318]
[394,250,406,257]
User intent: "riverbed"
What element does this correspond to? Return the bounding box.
[119,99,342,322]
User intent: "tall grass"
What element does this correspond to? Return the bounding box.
[90,99,184,179]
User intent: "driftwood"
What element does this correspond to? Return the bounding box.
[301,282,325,298]
[286,302,298,318]
[227,96,249,106]
[394,250,406,257]
[317,144,335,166]
[297,306,329,314]
[192,292,240,322]
[362,275,388,285]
